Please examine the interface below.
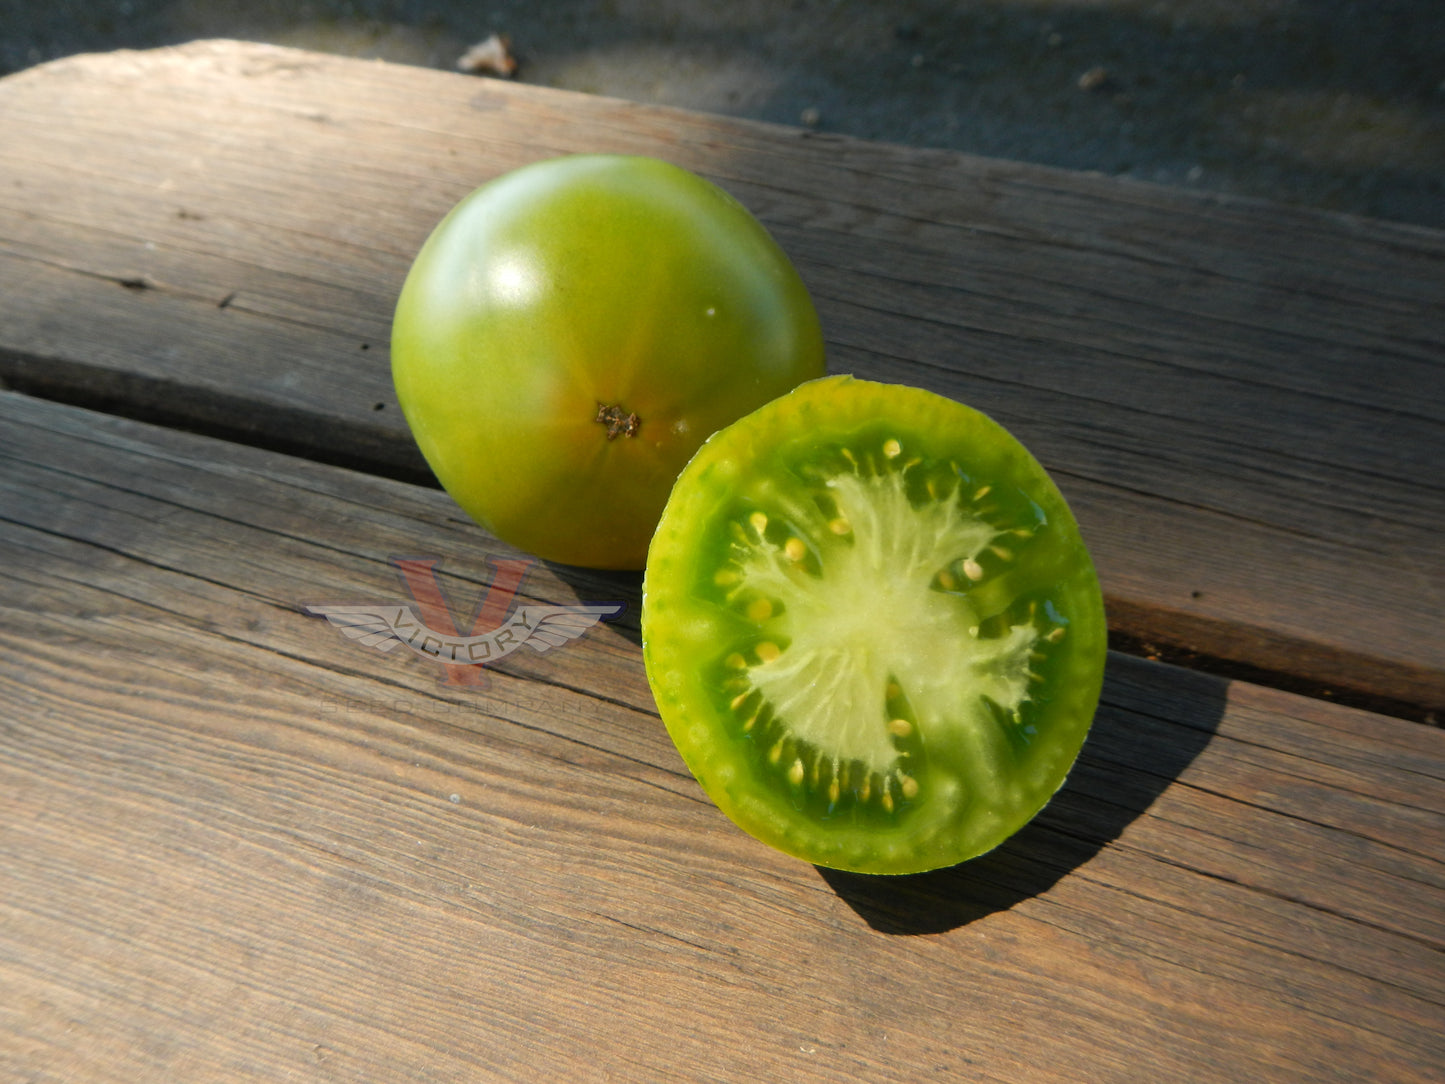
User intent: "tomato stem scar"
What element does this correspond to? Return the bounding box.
[595,402,640,439]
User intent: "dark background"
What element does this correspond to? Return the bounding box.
[2,0,1442,227]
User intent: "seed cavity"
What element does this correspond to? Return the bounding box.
[748,730,922,814]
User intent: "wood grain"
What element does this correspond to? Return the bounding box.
[0,41,1440,713]
[2,391,1441,1082]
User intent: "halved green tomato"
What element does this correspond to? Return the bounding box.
[642,375,1107,875]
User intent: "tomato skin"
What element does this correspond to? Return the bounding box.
[643,376,1107,875]
[391,155,826,569]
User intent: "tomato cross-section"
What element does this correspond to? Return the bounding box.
[642,375,1108,874]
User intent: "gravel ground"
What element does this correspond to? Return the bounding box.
[2,0,1442,227]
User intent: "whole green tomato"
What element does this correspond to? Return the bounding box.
[391,154,826,569]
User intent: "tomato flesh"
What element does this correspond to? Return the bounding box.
[391,155,825,569]
[642,376,1107,875]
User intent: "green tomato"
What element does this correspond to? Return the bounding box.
[391,154,826,569]
[642,376,1107,875]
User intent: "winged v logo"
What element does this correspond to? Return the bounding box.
[303,556,622,685]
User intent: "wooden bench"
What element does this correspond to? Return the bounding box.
[1,40,1441,1081]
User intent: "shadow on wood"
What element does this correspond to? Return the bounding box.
[820,655,1225,933]
[544,562,645,647]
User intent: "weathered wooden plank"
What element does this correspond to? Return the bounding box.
[0,40,1441,716]
[2,392,1441,1082]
